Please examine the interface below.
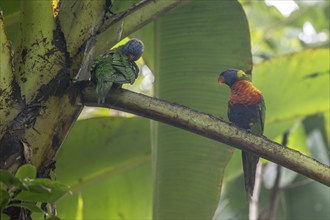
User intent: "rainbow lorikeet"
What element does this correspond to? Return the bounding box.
[90,38,144,104]
[218,69,265,198]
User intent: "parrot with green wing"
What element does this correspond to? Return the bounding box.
[218,69,265,199]
[90,38,144,104]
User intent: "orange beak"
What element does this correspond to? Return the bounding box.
[218,76,225,83]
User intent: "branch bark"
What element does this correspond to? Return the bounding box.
[80,83,330,186]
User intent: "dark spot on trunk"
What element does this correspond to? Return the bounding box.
[53,21,67,52]
[21,48,28,63]
[37,54,48,62]
[11,103,41,132]
[32,63,37,72]
[52,135,61,150]
[21,77,27,82]
[35,68,70,101]
[31,40,39,47]
[0,133,24,170]
[103,0,114,23]
[37,160,56,178]
[53,19,71,67]
[10,78,24,108]
[45,47,58,58]
[67,81,86,105]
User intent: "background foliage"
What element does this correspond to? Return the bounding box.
[0,0,329,219]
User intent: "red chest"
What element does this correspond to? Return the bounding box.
[229,80,263,106]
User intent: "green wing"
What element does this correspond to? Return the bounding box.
[104,72,130,84]
[111,52,139,84]
[90,52,116,104]
[90,52,114,82]
[91,49,139,85]
[250,97,266,135]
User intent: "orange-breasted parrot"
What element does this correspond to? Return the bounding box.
[90,38,144,104]
[218,69,265,198]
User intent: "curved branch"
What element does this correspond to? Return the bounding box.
[80,84,330,186]
[92,0,188,57]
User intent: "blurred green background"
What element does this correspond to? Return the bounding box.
[1,0,328,219]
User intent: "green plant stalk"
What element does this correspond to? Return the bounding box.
[0,13,13,90]
[25,96,83,169]
[81,86,330,186]
[14,0,64,103]
[0,13,20,139]
[59,1,105,56]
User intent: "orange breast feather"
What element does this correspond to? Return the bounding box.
[229,80,262,106]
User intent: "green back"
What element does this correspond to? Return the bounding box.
[251,97,266,135]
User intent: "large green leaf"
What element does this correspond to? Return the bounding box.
[55,117,151,219]
[137,0,252,218]
[254,49,330,139]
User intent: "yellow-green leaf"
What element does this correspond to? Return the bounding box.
[254,49,330,138]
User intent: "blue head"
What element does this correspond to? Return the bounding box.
[218,69,250,87]
[121,38,144,61]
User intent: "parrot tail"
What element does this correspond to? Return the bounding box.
[96,81,113,104]
[241,151,259,200]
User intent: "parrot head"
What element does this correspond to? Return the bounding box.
[218,69,251,87]
[122,38,144,61]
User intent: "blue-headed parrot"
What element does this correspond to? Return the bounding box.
[90,38,144,104]
[218,69,265,199]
